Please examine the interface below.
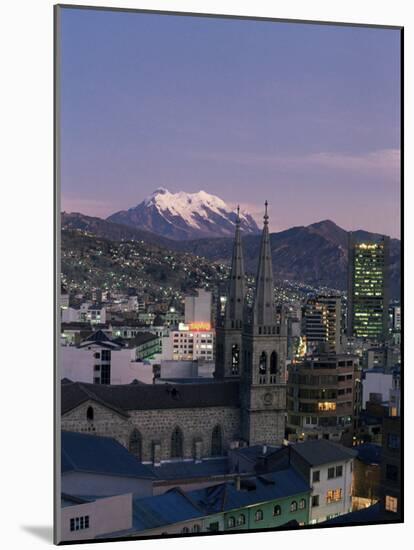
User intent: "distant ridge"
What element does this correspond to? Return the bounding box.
[61,214,400,299]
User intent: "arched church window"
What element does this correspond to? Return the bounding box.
[171,426,184,459]
[231,344,240,375]
[129,429,142,460]
[259,351,267,374]
[211,425,223,456]
[86,406,94,422]
[270,351,278,374]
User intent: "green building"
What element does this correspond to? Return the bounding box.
[190,469,311,532]
[347,235,390,341]
[130,468,311,536]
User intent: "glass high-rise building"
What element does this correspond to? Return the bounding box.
[347,234,390,341]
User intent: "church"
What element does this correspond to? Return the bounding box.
[61,203,287,463]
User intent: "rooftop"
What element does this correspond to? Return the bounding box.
[61,379,240,414]
[132,468,310,532]
[290,440,357,466]
[355,443,382,465]
[149,458,229,481]
[61,431,156,479]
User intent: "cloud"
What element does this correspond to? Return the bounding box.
[190,148,400,179]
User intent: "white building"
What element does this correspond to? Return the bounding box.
[184,289,212,325]
[362,369,393,408]
[62,303,106,325]
[61,493,132,542]
[288,440,356,524]
[160,323,215,362]
[60,330,156,385]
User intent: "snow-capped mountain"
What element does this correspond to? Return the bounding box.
[107,188,260,240]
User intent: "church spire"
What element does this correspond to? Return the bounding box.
[253,201,275,327]
[225,205,245,325]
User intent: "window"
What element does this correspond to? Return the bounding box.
[318,402,336,411]
[93,352,100,359]
[227,517,236,528]
[211,425,223,457]
[209,522,219,532]
[255,510,263,522]
[86,406,94,422]
[101,350,111,361]
[259,352,267,375]
[231,344,240,375]
[290,501,298,512]
[270,351,278,374]
[335,465,343,477]
[312,495,319,507]
[192,524,201,533]
[299,499,306,510]
[387,433,400,449]
[171,426,184,458]
[386,464,398,482]
[385,495,398,513]
[181,527,189,534]
[273,505,281,516]
[100,363,110,385]
[237,514,246,526]
[129,429,142,460]
[327,467,335,479]
[326,489,342,503]
[312,470,320,483]
[70,516,90,532]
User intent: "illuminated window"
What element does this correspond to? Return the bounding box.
[318,402,336,411]
[290,501,298,512]
[273,505,281,516]
[227,517,236,528]
[385,495,398,513]
[299,498,306,510]
[326,489,342,503]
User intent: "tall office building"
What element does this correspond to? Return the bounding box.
[347,234,390,341]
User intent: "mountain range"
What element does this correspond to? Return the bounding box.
[61,211,401,299]
[107,188,259,240]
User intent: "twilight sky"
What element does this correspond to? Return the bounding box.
[60,8,401,238]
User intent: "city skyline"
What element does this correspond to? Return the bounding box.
[60,9,401,238]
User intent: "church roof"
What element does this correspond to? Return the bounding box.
[61,379,240,415]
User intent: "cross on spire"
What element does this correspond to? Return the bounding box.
[264,200,269,225]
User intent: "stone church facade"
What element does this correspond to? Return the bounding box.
[61,204,287,463]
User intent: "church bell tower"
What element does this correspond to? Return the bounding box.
[240,201,287,446]
[215,206,245,379]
